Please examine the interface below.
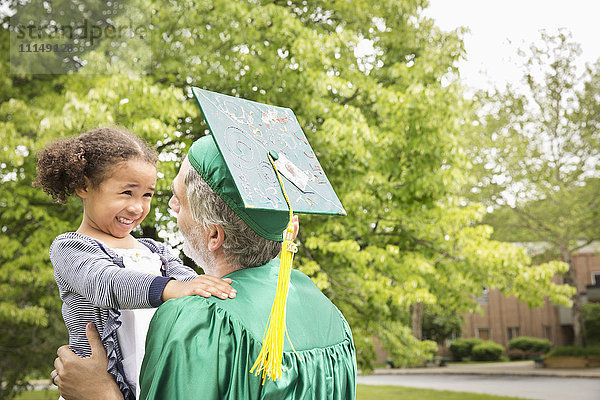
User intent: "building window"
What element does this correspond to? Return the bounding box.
[592,272,600,286]
[477,328,490,340]
[507,327,521,341]
[476,287,489,305]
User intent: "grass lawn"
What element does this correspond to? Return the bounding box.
[357,385,530,400]
[15,386,530,400]
[14,390,59,400]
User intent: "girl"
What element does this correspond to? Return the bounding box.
[34,127,236,400]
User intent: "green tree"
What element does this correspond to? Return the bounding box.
[140,0,572,369]
[583,303,600,345]
[0,1,575,395]
[421,304,463,345]
[469,30,600,346]
[1,2,194,394]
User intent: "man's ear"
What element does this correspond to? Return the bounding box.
[207,225,225,252]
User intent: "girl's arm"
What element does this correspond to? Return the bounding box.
[51,235,169,309]
[51,235,235,309]
[162,275,236,301]
[140,238,237,301]
[140,238,198,282]
[140,215,300,283]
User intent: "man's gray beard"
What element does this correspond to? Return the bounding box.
[181,224,215,269]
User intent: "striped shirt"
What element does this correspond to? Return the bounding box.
[50,232,198,400]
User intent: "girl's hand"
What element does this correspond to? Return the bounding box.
[161,275,237,301]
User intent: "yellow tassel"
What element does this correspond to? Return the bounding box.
[250,154,298,384]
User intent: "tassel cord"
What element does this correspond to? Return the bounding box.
[250,153,299,384]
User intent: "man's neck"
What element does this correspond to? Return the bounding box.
[199,249,239,278]
[205,264,239,278]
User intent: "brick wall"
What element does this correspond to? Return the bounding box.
[460,251,600,347]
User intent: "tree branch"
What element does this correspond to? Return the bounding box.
[569,238,600,254]
[339,88,360,106]
[512,206,561,242]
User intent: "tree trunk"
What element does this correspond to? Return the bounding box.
[561,246,585,346]
[411,302,424,340]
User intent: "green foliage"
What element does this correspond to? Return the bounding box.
[380,325,438,369]
[546,346,600,357]
[583,303,600,345]
[449,338,483,361]
[507,337,552,354]
[467,29,600,345]
[471,341,505,362]
[1,13,194,396]
[422,304,463,345]
[0,0,575,394]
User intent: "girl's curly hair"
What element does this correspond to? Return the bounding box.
[34,127,158,203]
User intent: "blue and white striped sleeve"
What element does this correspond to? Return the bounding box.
[141,238,199,282]
[50,236,171,310]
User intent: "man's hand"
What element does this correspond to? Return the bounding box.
[51,322,123,400]
[162,275,237,302]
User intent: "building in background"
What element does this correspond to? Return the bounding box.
[462,244,600,347]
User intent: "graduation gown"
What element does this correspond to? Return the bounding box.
[139,259,357,399]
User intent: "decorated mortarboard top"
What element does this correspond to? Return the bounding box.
[191,87,346,217]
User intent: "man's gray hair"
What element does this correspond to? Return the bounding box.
[184,164,282,268]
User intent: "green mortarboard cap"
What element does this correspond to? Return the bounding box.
[188,136,289,241]
[188,88,346,241]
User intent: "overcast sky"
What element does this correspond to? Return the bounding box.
[424,0,600,91]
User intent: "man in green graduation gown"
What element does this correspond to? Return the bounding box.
[139,136,357,399]
[52,135,357,399]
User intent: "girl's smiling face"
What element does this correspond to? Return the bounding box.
[77,159,157,239]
